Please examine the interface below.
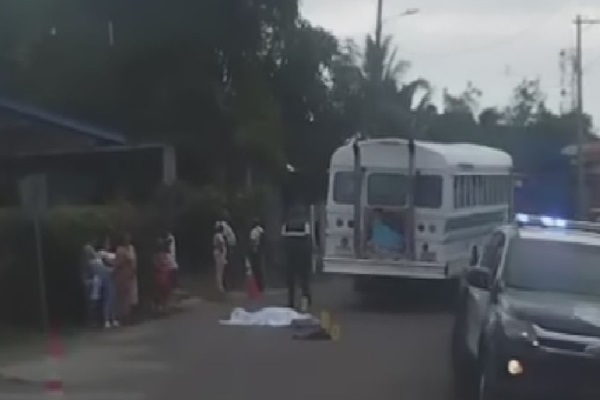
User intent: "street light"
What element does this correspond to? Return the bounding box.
[373,4,420,91]
[375,1,420,48]
[382,8,420,24]
[369,2,420,136]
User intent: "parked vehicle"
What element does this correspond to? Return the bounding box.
[452,214,600,399]
[323,138,513,291]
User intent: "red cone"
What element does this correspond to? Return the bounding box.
[245,259,261,300]
[45,330,65,398]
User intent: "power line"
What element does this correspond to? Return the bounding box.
[400,2,578,59]
[582,24,600,71]
[584,52,600,70]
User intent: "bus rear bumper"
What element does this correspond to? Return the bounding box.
[322,257,450,280]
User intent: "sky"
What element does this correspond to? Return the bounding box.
[301,0,600,128]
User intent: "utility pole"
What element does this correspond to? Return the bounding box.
[574,15,600,220]
[375,0,383,49]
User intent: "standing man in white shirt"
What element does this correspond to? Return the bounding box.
[248,218,265,292]
[215,210,237,290]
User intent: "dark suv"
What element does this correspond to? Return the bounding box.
[452,215,600,400]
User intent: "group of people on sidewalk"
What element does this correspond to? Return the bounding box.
[82,230,178,329]
[79,207,313,325]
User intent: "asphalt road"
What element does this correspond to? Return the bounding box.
[0,277,457,400]
[152,277,456,400]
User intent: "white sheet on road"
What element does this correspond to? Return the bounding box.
[220,307,314,327]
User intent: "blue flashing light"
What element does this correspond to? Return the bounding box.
[540,216,554,226]
[516,214,600,234]
[554,219,567,228]
[516,213,529,223]
[516,213,568,228]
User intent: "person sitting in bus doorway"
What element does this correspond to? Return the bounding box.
[368,208,405,256]
[282,204,312,312]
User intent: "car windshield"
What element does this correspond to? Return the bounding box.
[504,237,600,297]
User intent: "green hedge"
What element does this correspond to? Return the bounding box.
[0,204,148,328]
[0,184,269,328]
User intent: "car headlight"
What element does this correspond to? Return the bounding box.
[499,311,538,344]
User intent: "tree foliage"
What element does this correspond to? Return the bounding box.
[0,0,595,203]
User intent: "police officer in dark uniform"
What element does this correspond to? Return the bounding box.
[282,203,312,312]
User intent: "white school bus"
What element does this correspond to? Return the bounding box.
[323,138,513,285]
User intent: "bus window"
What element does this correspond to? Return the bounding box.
[503,176,511,202]
[492,175,501,204]
[453,177,460,208]
[470,175,478,206]
[459,176,467,208]
[416,175,442,208]
[367,173,407,206]
[465,176,473,207]
[475,176,484,205]
[333,171,355,205]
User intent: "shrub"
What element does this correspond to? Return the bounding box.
[0,183,270,328]
[0,205,147,328]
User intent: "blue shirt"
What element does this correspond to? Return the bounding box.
[371,220,404,252]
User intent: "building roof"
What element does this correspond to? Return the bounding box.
[561,141,600,157]
[0,96,125,145]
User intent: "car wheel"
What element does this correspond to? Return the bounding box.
[477,358,501,400]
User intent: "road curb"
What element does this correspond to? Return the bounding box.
[0,296,203,384]
[0,372,42,386]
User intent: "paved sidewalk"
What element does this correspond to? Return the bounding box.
[0,298,200,386]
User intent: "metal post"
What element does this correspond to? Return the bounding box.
[18,174,49,333]
[108,20,115,47]
[375,0,383,49]
[368,0,384,137]
[33,217,50,333]
[352,140,363,258]
[407,139,416,260]
[575,15,586,220]
[573,15,600,220]
[508,170,515,222]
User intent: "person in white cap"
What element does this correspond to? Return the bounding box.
[215,220,236,248]
[248,218,266,292]
[215,211,237,290]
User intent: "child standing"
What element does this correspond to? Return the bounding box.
[84,245,119,328]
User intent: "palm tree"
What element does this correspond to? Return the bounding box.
[360,34,432,138]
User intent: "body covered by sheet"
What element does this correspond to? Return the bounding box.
[220,307,315,327]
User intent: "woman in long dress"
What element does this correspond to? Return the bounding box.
[115,233,137,322]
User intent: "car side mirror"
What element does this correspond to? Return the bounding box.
[465,267,491,290]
